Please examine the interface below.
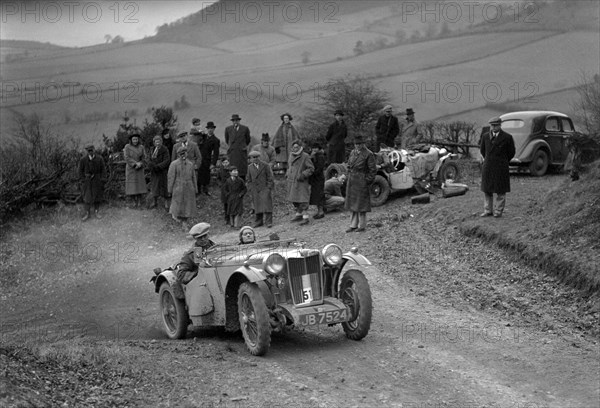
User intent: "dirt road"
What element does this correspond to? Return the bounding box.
[1,180,599,407]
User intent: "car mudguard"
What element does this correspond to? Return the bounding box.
[517,139,552,163]
[154,269,177,293]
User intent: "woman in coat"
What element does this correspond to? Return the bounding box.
[273,113,300,172]
[247,150,274,228]
[148,135,171,209]
[168,146,198,224]
[308,142,326,219]
[287,140,314,226]
[345,135,376,232]
[223,166,247,228]
[124,133,147,207]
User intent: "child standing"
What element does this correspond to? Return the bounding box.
[217,158,231,224]
[224,166,247,228]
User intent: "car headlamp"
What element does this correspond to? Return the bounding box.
[264,253,286,276]
[322,244,343,266]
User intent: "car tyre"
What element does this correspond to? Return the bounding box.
[340,270,372,340]
[238,282,271,356]
[325,163,347,180]
[370,175,390,207]
[159,282,189,340]
[529,149,549,176]
[438,161,460,182]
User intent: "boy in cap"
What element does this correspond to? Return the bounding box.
[172,222,216,299]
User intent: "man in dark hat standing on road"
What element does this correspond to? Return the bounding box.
[79,144,106,221]
[224,114,251,180]
[325,110,348,164]
[480,116,515,218]
[345,135,376,233]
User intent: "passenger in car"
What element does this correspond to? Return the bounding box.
[239,226,256,245]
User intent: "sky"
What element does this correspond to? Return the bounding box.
[1,1,216,47]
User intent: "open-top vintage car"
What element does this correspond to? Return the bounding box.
[151,238,374,356]
[326,145,460,206]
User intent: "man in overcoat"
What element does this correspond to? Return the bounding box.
[287,140,315,226]
[309,142,326,219]
[148,135,171,209]
[197,121,221,195]
[247,150,275,228]
[345,135,376,232]
[325,110,348,164]
[79,144,106,221]
[479,116,516,218]
[397,108,420,148]
[168,146,198,226]
[224,114,251,179]
[171,131,202,169]
[375,105,400,152]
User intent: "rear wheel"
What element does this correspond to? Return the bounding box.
[339,270,372,340]
[159,283,189,339]
[238,282,271,356]
[370,175,390,207]
[529,150,549,176]
[438,161,460,182]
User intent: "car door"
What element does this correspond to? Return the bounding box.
[543,116,566,163]
[558,117,575,163]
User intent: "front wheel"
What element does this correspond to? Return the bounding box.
[529,150,549,176]
[370,175,390,207]
[238,282,271,356]
[339,270,372,340]
[159,283,189,339]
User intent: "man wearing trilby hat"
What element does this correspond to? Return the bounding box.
[224,114,251,179]
[197,121,221,196]
[251,133,276,167]
[325,110,348,164]
[479,116,515,218]
[344,134,376,233]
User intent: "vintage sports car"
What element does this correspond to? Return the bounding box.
[326,145,460,206]
[151,238,374,356]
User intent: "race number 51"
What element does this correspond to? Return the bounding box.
[302,275,313,303]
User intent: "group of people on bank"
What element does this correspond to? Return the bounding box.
[79,105,515,230]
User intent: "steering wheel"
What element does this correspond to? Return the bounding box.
[389,150,402,170]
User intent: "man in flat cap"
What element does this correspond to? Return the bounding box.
[224,114,251,180]
[172,222,216,299]
[247,150,275,228]
[375,105,400,152]
[479,116,515,218]
[79,144,106,221]
[325,110,348,164]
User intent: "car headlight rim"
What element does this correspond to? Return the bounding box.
[264,253,286,276]
[322,244,343,266]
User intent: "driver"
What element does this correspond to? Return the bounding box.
[172,222,216,299]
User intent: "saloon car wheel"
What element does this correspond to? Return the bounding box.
[340,270,372,340]
[238,282,271,356]
[529,150,549,176]
[159,283,189,340]
[438,161,460,183]
[370,175,390,207]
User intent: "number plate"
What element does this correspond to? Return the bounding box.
[299,309,348,326]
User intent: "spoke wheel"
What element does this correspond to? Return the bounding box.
[159,283,188,339]
[238,282,271,356]
[339,270,372,340]
[370,175,390,207]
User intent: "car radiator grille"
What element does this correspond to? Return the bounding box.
[287,254,323,305]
